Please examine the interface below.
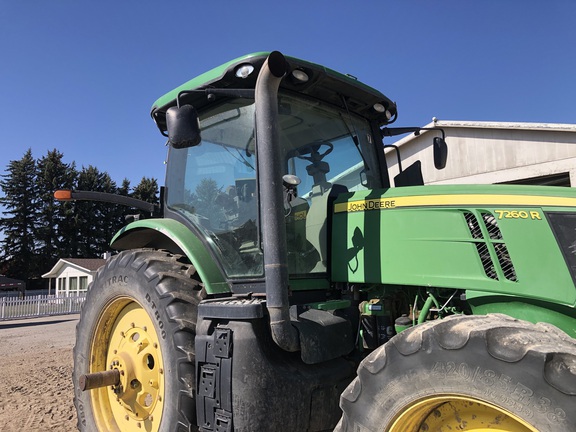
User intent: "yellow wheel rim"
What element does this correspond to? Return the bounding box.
[89,297,165,432]
[388,395,539,432]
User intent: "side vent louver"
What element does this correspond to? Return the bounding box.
[474,242,499,280]
[481,213,502,240]
[494,243,518,281]
[464,212,483,239]
[463,211,518,282]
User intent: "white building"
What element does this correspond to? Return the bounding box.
[386,120,576,187]
[42,258,105,297]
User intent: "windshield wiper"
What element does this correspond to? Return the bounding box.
[339,95,370,184]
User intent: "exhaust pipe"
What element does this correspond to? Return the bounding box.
[255,51,300,352]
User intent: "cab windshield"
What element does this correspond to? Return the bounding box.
[165,93,380,278]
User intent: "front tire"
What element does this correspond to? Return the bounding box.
[73,249,203,432]
[336,314,576,432]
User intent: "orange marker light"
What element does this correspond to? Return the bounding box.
[54,190,73,201]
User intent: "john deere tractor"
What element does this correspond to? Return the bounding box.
[64,51,576,431]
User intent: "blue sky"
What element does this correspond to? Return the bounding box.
[1,1,575,188]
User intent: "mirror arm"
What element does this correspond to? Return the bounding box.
[414,127,445,140]
[383,144,403,173]
[54,190,159,216]
[382,126,445,139]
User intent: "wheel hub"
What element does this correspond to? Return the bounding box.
[90,299,165,432]
[388,395,539,432]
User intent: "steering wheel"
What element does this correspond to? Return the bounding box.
[295,141,334,163]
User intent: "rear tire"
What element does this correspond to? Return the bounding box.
[73,249,203,432]
[336,314,576,432]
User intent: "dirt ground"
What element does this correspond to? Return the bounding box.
[0,315,78,431]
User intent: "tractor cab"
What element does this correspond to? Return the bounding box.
[153,52,397,287]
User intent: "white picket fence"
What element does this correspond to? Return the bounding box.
[0,294,86,320]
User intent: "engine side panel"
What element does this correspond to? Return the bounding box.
[331,186,576,307]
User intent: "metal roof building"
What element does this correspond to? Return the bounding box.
[386,120,576,187]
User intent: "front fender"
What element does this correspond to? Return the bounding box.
[111,219,229,295]
[466,291,576,338]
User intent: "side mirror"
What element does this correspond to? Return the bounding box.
[166,105,201,148]
[433,137,447,170]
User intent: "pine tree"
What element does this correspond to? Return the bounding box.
[1,150,160,276]
[190,178,231,230]
[132,177,159,205]
[36,149,77,267]
[118,178,131,197]
[0,149,40,279]
[111,178,132,225]
[74,166,120,258]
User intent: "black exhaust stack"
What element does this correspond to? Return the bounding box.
[255,51,300,352]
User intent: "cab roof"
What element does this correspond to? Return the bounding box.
[151,52,397,134]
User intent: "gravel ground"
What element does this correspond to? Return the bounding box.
[0,315,78,431]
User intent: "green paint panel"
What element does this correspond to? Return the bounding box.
[332,185,576,308]
[467,294,576,338]
[335,208,495,285]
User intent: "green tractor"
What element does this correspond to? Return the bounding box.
[64,51,576,431]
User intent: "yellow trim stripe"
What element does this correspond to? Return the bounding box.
[334,194,576,213]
